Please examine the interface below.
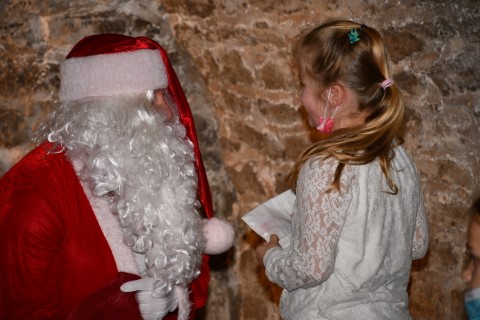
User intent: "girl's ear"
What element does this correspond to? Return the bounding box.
[329,83,347,107]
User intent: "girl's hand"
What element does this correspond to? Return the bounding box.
[255,234,280,266]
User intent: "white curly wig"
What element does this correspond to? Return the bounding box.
[36,90,205,296]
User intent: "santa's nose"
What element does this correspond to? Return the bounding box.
[153,89,174,120]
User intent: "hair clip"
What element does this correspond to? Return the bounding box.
[381,79,394,89]
[348,28,360,44]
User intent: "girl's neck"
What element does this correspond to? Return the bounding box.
[332,89,369,131]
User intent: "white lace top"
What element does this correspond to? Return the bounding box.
[264,146,428,320]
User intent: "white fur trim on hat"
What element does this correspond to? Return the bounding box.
[60,49,168,101]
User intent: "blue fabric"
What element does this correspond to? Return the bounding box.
[465,287,480,320]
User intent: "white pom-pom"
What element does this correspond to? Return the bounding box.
[203,218,235,255]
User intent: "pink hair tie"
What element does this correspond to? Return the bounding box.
[381,79,394,89]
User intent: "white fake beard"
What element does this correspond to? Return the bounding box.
[40,92,205,295]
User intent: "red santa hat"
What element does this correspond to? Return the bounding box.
[60,34,214,220]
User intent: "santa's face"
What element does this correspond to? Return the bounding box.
[153,89,175,121]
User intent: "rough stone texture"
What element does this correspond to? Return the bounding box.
[1,0,479,319]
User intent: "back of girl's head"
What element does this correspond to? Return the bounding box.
[291,20,405,193]
[294,21,388,87]
[293,20,403,128]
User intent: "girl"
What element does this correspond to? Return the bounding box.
[255,20,428,319]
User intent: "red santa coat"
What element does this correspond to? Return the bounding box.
[0,142,209,319]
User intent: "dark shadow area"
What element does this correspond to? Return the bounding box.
[209,246,236,271]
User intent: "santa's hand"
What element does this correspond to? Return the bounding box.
[121,278,178,320]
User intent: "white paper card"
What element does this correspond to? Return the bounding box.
[241,189,296,248]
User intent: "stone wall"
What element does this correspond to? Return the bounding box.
[1,0,479,319]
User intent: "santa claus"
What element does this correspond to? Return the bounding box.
[0,34,234,320]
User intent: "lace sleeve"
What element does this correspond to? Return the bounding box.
[412,196,428,259]
[264,157,356,291]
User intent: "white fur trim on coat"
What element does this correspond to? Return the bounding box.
[60,49,168,101]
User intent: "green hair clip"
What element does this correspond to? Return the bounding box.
[348,28,360,44]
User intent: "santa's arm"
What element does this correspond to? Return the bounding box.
[0,193,63,318]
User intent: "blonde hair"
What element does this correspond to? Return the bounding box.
[291,20,405,193]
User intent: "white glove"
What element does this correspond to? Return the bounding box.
[120,278,178,320]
